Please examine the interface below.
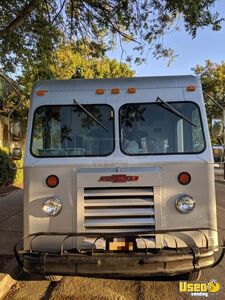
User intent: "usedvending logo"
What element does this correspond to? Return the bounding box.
[179,279,220,297]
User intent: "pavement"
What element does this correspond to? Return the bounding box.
[0,189,23,299]
[214,166,225,184]
[0,169,225,298]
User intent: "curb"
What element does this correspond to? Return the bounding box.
[0,189,21,198]
[0,258,22,300]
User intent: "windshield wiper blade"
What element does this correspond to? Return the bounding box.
[73,99,109,132]
[156,97,197,127]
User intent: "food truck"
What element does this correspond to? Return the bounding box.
[14,76,223,280]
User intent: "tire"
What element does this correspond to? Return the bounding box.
[177,271,202,281]
[188,271,202,281]
[45,275,63,282]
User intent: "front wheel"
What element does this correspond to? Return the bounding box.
[177,271,202,281]
[45,275,63,282]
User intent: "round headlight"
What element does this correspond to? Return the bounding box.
[175,194,195,214]
[42,198,62,216]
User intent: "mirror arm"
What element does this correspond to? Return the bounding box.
[7,98,26,153]
[206,93,224,110]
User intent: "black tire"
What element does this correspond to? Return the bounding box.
[176,271,202,281]
[45,275,63,282]
[188,271,202,281]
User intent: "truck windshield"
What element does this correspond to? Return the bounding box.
[31,105,114,157]
[119,102,205,155]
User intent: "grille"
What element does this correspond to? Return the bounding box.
[83,187,155,234]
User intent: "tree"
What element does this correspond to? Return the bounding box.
[19,41,134,94]
[193,60,225,121]
[0,0,224,74]
[0,40,134,129]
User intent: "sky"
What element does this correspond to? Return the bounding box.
[108,0,225,77]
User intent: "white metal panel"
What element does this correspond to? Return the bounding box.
[32,76,200,92]
[77,167,161,188]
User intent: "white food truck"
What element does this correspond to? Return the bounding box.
[13,76,224,280]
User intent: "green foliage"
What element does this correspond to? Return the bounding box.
[14,151,24,185]
[0,1,223,73]
[19,41,135,97]
[193,60,225,120]
[1,147,23,186]
[0,148,17,187]
[193,60,225,144]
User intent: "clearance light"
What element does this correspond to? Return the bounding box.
[178,172,191,185]
[186,85,196,92]
[36,90,47,96]
[46,175,59,188]
[127,87,136,94]
[42,198,62,216]
[96,89,105,95]
[111,88,120,94]
[176,194,195,214]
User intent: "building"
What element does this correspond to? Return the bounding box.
[0,72,20,148]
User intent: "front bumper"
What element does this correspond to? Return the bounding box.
[22,248,215,278]
[15,229,224,278]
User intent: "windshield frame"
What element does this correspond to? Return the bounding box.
[119,100,206,156]
[30,104,115,158]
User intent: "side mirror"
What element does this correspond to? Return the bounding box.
[11,121,22,141]
[212,119,224,138]
[11,147,22,160]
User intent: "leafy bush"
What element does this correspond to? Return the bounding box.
[1,147,24,186]
[0,148,16,187]
[14,152,24,185]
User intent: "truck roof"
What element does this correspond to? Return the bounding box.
[33,75,200,92]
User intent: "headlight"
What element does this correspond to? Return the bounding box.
[175,194,195,214]
[42,198,62,216]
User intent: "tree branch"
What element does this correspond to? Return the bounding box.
[0,0,42,38]
[83,2,141,44]
[51,0,67,24]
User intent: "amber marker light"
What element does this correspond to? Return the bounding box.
[46,175,59,188]
[36,90,47,96]
[127,87,136,94]
[186,85,196,92]
[111,88,120,94]
[178,172,191,185]
[96,89,105,95]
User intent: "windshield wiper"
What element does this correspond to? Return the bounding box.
[156,97,197,127]
[73,99,109,132]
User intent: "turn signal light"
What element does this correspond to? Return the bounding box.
[178,172,191,185]
[46,175,59,188]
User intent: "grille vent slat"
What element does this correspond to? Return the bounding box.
[84,187,153,197]
[85,208,155,217]
[85,197,154,207]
